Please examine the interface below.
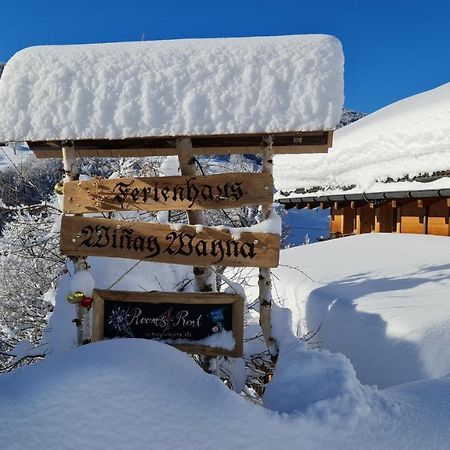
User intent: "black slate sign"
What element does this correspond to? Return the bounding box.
[92,290,244,357]
[103,300,233,341]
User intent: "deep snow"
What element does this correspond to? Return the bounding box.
[274,81,450,192]
[269,233,450,388]
[2,339,450,449]
[0,35,344,142]
[2,234,450,449]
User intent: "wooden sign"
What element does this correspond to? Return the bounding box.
[92,289,244,357]
[60,215,280,268]
[63,173,273,214]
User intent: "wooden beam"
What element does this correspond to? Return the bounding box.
[351,200,366,210]
[417,198,442,208]
[63,173,273,214]
[258,136,277,356]
[369,200,389,209]
[176,138,215,293]
[28,131,333,158]
[391,198,415,208]
[62,142,89,346]
[60,215,280,268]
[319,201,333,209]
[333,201,349,210]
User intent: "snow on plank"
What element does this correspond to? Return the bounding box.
[60,216,280,268]
[0,35,344,144]
[63,173,273,214]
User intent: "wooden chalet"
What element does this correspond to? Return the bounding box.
[278,175,450,237]
[275,81,450,238]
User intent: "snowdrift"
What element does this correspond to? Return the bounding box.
[274,81,450,192]
[272,233,450,388]
[3,339,450,449]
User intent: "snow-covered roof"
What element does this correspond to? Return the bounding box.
[274,82,450,193]
[0,35,344,142]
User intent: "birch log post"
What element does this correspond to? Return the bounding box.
[176,138,217,293]
[62,142,90,345]
[259,136,278,356]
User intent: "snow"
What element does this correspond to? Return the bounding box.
[264,304,376,421]
[274,81,450,193]
[229,206,282,239]
[3,338,450,449]
[165,330,236,351]
[276,176,450,201]
[3,232,450,448]
[0,144,33,169]
[0,35,344,142]
[269,233,450,389]
[42,256,193,354]
[68,269,95,297]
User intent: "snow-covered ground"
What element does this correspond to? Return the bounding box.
[2,338,450,450]
[271,233,450,388]
[2,233,450,449]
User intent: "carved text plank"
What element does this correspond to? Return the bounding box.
[60,216,280,268]
[63,173,273,214]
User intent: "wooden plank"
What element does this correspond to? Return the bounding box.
[60,215,280,268]
[342,206,355,235]
[28,131,333,158]
[176,137,215,293]
[374,203,393,233]
[355,204,374,234]
[331,208,344,234]
[92,290,244,357]
[428,199,450,236]
[63,173,273,214]
[400,203,426,234]
[33,144,332,158]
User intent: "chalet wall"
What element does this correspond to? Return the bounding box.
[329,198,450,237]
[399,203,426,234]
[375,203,393,233]
[428,200,450,236]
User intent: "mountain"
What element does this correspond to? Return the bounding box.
[338,108,366,128]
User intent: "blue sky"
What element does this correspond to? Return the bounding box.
[1,0,449,113]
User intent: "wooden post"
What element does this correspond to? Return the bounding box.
[62,142,90,345]
[259,136,277,356]
[176,137,216,293]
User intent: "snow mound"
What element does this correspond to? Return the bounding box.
[0,35,344,142]
[264,305,374,423]
[42,256,192,354]
[0,339,372,450]
[4,339,450,449]
[274,81,450,192]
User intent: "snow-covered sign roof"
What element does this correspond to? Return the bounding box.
[0,35,343,143]
[274,82,450,194]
